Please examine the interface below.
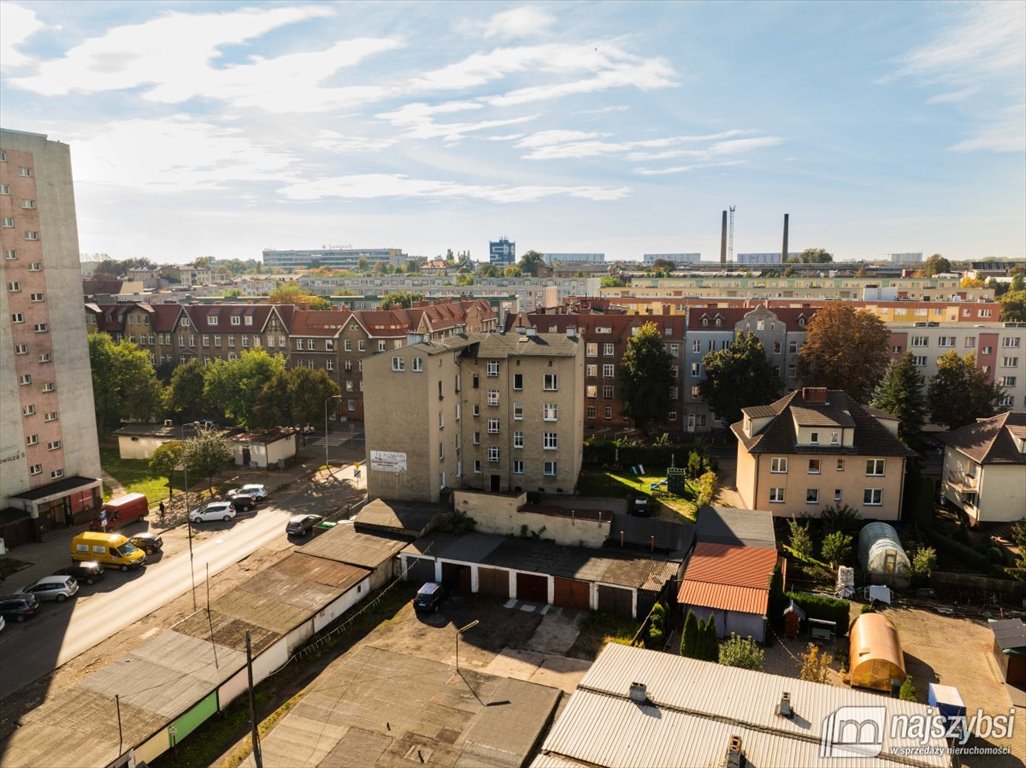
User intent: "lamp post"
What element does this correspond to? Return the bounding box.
[180,422,199,612]
[324,394,343,468]
[455,620,479,672]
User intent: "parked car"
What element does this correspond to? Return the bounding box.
[286,514,324,537]
[413,582,446,613]
[0,594,41,622]
[229,484,268,501]
[89,492,149,532]
[129,532,163,555]
[190,501,236,523]
[228,494,257,512]
[54,561,105,585]
[21,575,79,602]
[70,532,145,571]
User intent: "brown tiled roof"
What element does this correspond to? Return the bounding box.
[733,390,914,457]
[687,307,750,330]
[469,332,580,358]
[943,411,1026,465]
[182,304,274,332]
[790,403,856,428]
[290,309,351,336]
[676,542,777,614]
[150,304,182,332]
[504,312,687,340]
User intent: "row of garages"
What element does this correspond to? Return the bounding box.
[401,532,682,619]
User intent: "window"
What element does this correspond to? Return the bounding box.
[1000,395,1014,407]
[602,385,614,399]
[773,341,782,354]
[937,336,955,348]
[690,362,702,377]
[473,460,482,474]
[488,446,500,463]
[487,390,499,406]
[4,250,16,259]
[543,403,558,421]
[18,167,32,177]
[1000,376,1017,387]
[228,335,236,347]
[910,336,928,347]
[912,355,927,366]
[213,335,221,347]
[980,309,992,318]
[1,217,13,228]
[51,468,64,479]
[1002,357,1018,368]
[513,460,524,474]
[586,385,598,398]
[543,373,558,391]
[604,406,613,419]
[543,460,557,477]
[863,488,882,506]
[892,345,903,355]
[866,459,885,476]
[982,346,992,355]
[771,457,788,473]
[586,406,596,419]
[24,231,39,240]
[669,343,679,355]
[668,410,677,421]
[391,356,405,371]
[11,313,25,324]
[806,489,819,504]
[7,281,21,292]
[508,373,522,391]
[487,418,500,434]
[244,317,253,326]
[487,360,499,376]
[585,343,598,357]
[44,411,56,421]
[1002,337,1021,348]
[202,335,210,347]
[965,336,976,348]
[30,464,42,476]
[26,434,38,446]
[0,184,8,194]
[769,488,785,503]
[33,323,48,333]
[240,335,248,348]
[586,364,598,377]
[305,339,315,351]
[512,431,524,448]
[358,340,367,351]
[808,459,821,474]
[27,262,41,271]
[19,374,31,385]
[810,432,819,444]
[513,402,523,420]
[15,344,27,354]
[788,340,798,354]
[544,433,557,450]
[412,357,423,372]
[47,440,61,451]
[692,339,701,353]
[378,341,386,352]
[602,363,615,378]
[603,343,615,356]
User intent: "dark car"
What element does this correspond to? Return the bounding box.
[54,561,105,585]
[0,593,41,623]
[129,532,163,555]
[413,582,446,613]
[229,494,257,512]
[286,514,324,537]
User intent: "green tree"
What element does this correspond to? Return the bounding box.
[699,331,782,423]
[797,303,890,402]
[909,546,937,579]
[456,274,474,286]
[518,250,545,276]
[788,519,814,560]
[149,440,185,501]
[899,676,917,702]
[87,333,164,435]
[620,322,675,434]
[927,351,1005,429]
[266,281,331,309]
[287,367,341,428]
[404,260,421,274]
[357,256,369,272]
[203,349,286,428]
[1000,289,1026,322]
[698,615,719,661]
[719,634,765,671]
[182,427,232,494]
[681,609,699,657]
[503,265,523,277]
[380,291,425,309]
[165,359,209,424]
[476,263,500,277]
[870,353,928,449]
[252,370,292,428]
[601,275,627,288]
[790,248,832,264]
[1008,520,1026,581]
[923,253,950,277]
[821,531,854,568]
[696,470,719,507]
[650,258,676,274]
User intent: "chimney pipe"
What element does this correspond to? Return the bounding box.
[720,210,728,264]
[778,691,793,719]
[782,213,790,264]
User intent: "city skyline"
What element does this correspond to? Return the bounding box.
[1,1,1023,263]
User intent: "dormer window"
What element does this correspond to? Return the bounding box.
[702,316,709,327]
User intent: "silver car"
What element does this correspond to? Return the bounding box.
[21,575,79,602]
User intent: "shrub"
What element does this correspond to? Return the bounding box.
[646,627,664,649]
[719,634,765,671]
[786,592,851,635]
[910,546,937,578]
[821,531,854,568]
[899,676,917,702]
[681,609,699,657]
[698,615,719,661]
[787,519,814,561]
[820,503,861,537]
[861,604,876,614]
[687,451,704,478]
[799,643,833,683]
[696,470,719,506]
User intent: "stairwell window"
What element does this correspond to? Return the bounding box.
[513,431,523,448]
[543,404,558,421]
[412,357,423,372]
[488,446,500,463]
[487,360,499,376]
[487,390,499,406]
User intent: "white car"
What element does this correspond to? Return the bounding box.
[229,484,268,501]
[21,575,79,602]
[189,501,236,523]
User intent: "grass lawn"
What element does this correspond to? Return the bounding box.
[100,444,197,505]
[578,467,699,521]
[568,611,643,659]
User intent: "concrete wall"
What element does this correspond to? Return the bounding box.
[978,464,1026,523]
[118,434,166,461]
[455,490,610,547]
[685,605,766,643]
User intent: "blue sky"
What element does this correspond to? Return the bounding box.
[1,1,1023,263]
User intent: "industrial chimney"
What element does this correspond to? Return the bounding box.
[782,213,790,264]
[720,210,728,264]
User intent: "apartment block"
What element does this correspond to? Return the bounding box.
[363,330,584,503]
[1,128,102,538]
[262,247,405,271]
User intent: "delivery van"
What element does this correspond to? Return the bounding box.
[90,493,149,532]
[70,532,146,571]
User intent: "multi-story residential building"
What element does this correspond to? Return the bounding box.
[887,322,1026,410]
[732,388,914,520]
[735,252,794,265]
[489,237,515,265]
[541,252,605,265]
[262,247,405,272]
[642,253,701,266]
[162,265,212,287]
[940,411,1026,525]
[889,252,923,265]
[363,330,584,502]
[1,128,102,536]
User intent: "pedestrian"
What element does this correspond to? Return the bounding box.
[159,500,166,523]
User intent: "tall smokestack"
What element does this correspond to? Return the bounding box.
[782,213,790,263]
[720,210,728,264]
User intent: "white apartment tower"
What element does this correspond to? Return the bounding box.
[1,128,102,539]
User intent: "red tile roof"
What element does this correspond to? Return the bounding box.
[677,542,777,615]
[290,309,352,336]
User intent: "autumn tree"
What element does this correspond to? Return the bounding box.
[796,303,889,402]
[87,333,164,435]
[266,281,331,309]
[1000,289,1026,322]
[927,351,1005,429]
[699,331,782,423]
[869,353,928,449]
[620,322,675,434]
[799,643,833,683]
[380,291,425,309]
[518,250,545,277]
[923,253,950,277]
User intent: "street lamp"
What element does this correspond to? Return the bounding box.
[455,620,479,672]
[324,394,343,468]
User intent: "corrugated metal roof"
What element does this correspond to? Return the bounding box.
[680,542,777,589]
[533,644,949,768]
[695,506,776,548]
[678,581,768,615]
[299,522,406,569]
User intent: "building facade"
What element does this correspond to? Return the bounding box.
[1,128,102,533]
[541,252,605,265]
[363,331,584,502]
[642,253,701,266]
[262,247,405,271]
[489,237,515,266]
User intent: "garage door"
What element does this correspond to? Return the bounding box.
[442,562,472,594]
[477,567,510,599]
[404,557,436,584]
[516,572,548,604]
[553,578,590,610]
[597,584,634,618]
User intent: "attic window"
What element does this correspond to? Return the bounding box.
[702,317,709,326]
[715,317,723,327]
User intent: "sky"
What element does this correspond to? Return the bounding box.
[1,1,1024,264]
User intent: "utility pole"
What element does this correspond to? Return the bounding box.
[206,563,218,668]
[246,632,263,768]
[115,694,123,756]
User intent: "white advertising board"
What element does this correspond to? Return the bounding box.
[370,450,407,473]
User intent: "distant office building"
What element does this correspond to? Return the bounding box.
[735,252,798,265]
[542,252,605,266]
[889,252,923,265]
[1,128,103,537]
[262,247,405,272]
[489,237,516,266]
[643,253,701,266]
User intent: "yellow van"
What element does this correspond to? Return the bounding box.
[70,532,146,571]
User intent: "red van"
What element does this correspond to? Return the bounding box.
[90,493,149,531]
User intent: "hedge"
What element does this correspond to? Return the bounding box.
[924,531,990,572]
[785,591,851,635]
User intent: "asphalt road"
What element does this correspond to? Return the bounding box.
[0,498,300,698]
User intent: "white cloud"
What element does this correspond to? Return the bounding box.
[626,134,780,162]
[515,130,607,148]
[925,88,976,105]
[312,130,395,152]
[950,103,1026,153]
[378,101,538,141]
[513,129,775,162]
[0,2,47,67]
[484,7,556,39]
[280,173,630,203]
[634,160,744,176]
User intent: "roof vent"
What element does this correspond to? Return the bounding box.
[726,735,745,768]
[525,327,537,337]
[777,691,792,719]
[628,682,647,703]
